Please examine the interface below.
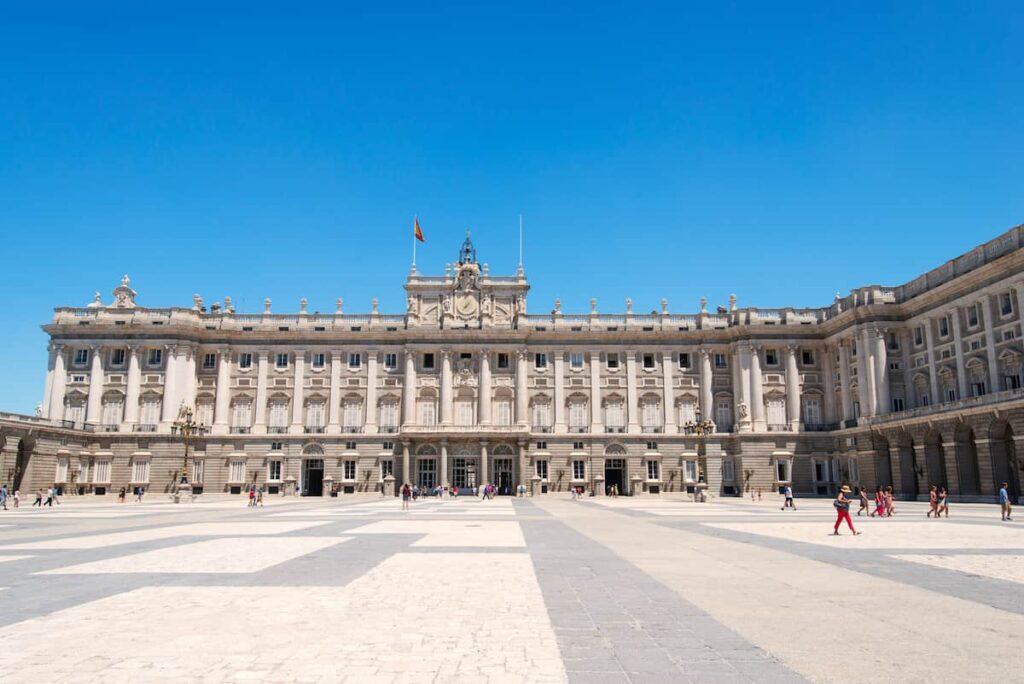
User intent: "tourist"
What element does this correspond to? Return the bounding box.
[927,485,938,518]
[0,485,7,511]
[751,488,756,502]
[452,484,459,498]
[44,487,54,507]
[832,485,861,536]
[412,484,419,501]
[256,487,264,507]
[118,486,126,503]
[938,487,949,517]
[401,483,411,510]
[33,489,43,507]
[885,486,895,517]
[52,486,60,505]
[12,489,19,508]
[781,484,796,511]
[137,486,144,503]
[248,487,256,507]
[757,487,762,501]
[872,487,885,518]
[857,487,869,516]
[999,482,1013,521]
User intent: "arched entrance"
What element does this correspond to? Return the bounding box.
[924,430,947,491]
[604,444,627,495]
[873,435,893,490]
[13,437,33,491]
[415,444,438,490]
[491,444,515,495]
[953,423,981,495]
[896,433,919,500]
[990,420,1020,501]
[301,444,325,496]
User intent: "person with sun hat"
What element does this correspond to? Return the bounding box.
[833,484,861,536]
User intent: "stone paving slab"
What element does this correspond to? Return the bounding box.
[889,553,1024,584]
[703,520,1024,549]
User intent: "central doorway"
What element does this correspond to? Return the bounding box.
[493,458,514,495]
[302,458,324,496]
[418,458,437,490]
[605,458,626,495]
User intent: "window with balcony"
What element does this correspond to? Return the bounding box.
[714,353,727,369]
[677,400,696,426]
[494,399,512,426]
[715,401,732,430]
[531,401,551,431]
[239,353,253,369]
[570,352,584,370]
[640,397,662,432]
[606,353,620,370]
[101,398,123,428]
[305,401,326,432]
[384,353,398,370]
[343,399,363,432]
[604,399,625,432]
[535,353,547,369]
[275,353,288,369]
[766,398,786,429]
[801,397,822,425]
[311,353,326,369]
[73,349,89,366]
[147,348,162,366]
[379,400,400,431]
[892,397,906,412]
[196,401,214,427]
[568,398,588,432]
[268,400,289,432]
[230,400,251,433]
[140,397,161,429]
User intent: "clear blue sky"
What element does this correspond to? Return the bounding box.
[1,2,1022,413]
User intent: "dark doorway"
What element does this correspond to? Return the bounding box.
[493,458,513,495]
[13,440,31,491]
[990,421,1020,501]
[605,458,626,495]
[925,433,947,490]
[954,425,981,495]
[898,440,919,499]
[302,458,324,496]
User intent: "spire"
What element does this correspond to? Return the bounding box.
[458,229,477,264]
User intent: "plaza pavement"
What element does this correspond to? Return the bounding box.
[0,492,1019,683]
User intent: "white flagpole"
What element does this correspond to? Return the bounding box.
[412,217,417,268]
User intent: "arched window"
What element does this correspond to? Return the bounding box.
[604,394,625,431]
[567,394,588,431]
[268,396,289,431]
[640,394,662,432]
[531,395,551,431]
[342,394,364,432]
[101,393,124,429]
[454,388,475,426]
[379,396,400,431]
[493,389,513,426]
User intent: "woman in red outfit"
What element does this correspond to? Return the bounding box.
[833,485,861,536]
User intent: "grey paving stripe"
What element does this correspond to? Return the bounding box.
[516,500,807,684]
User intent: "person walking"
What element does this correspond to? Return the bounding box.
[33,489,43,507]
[118,486,126,503]
[832,485,861,536]
[999,482,1013,521]
[884,486,895,517]
[927,485,938,518]
[857,487,869,516]
[938,487,949,518]
[257,487,264,507]
[248,487,256,507]
[401,483,411,511]
[781,484,796,511]
[0,485,7,511]
[137,486,145,503]
[871,487,885,518]
[13,489,20,508]
[44,487,54,507]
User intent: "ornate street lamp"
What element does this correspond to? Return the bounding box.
[685,407,715,502]
[170,405,206,503]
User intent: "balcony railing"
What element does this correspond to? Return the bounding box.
[230,426,252,434]
[642,426,663,434]
[863,386,1024,426]
[268,426,288,434]
[380,426,400,433]
[532,425,553,433]
[102,424,120,432]
[569,426,589,433]
[304,426,326,434]
[605,426,626,433]
[132,424,157,433]
[803,422,839,432]
[766,424,790,432]
[342,426,364,434]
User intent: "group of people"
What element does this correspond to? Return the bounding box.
[926,486,951,518]
[0,485,18,509]
[30,487,61,507]
[247,485,265,507]
[856,486,896,518]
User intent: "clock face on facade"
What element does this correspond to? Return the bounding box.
[456,294,479,318]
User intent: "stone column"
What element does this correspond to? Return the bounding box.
[855,333,872,416]
[86,345,105,426]
[901,331,916,409]
[160,344,179,427]
[699,348,713,427]
[553,350,566,433]
[402,350,416,427]
[949,308,968,400]
[517,440,528,490]
[122,345,142,427]
[822,345,837,424]
[440,440,449,489]
[785,345,801,430]
[838,341,853,421]
[589,350,602,431]
[662,351,676,432]
[625,350,639,434]
[212,348,231,434]
[48,344,69,421]
[480,441,489,488]
[735,345,751,432]
[41,344,57,419]
[290,350,305,433]
[923,318,941,404]
[440,349,454,425]
[872,329,890,414]
[749,345,765,431]
[253,350,269,434]
[327,350,342,434]
[981,295,1001,392]
[365,350,378,433]
[181,346,197,413]
[402,442,411,486]
[515,349,528,426]
[478,348,492,425]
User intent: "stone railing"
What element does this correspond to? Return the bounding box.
[863,387,1024,426]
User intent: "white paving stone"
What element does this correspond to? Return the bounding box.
[0,555,33,563]
[704,520,1024,549]
[39,537,350,575]
[344,520,526,547]
[890,553,1024,584]
[0,521,332,550]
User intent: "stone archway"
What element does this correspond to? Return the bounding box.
[895,432,919,500]
[990,420,1020,501]
[953,423,981,495]
[873,434,893,490]
[924,430,947,491]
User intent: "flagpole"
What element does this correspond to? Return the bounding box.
[412,216,417,268]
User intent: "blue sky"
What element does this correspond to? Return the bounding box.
[1,2,1022,413]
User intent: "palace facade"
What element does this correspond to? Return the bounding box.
[3,229,1024,502]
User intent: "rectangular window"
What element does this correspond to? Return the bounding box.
[1000,293,1013,316]
[765,349,779,366]
[568,400,587,429]
[802,398,821,425]
[887,332,899,351]
[684,460,697,482]
[148,348,162,366]
[535,353,547,369]
[132,459,151,484]
[229,460,246,484]
[1004,375,1022,390]
[801,349,815,366]
[269,401,289,429]
[646,440,658,450]
[497,352,510,369]
[94,460,111,484]
[678,352,690,370]
[268,460,282,481]
[775,459,792,483]
[722,459,735,482]
[920,394,930,406]
[642,353,655,369]
[914,327,924,346]
[946,388,957,402]
[311,353,326,369]
[970,340,982,351]
[606,353,620,370]
[384,353,398,370]
[271,441,283,451]
[343,460,356,480]
[380,459,394,479]
[74,349,89,366]
[939,317,950,337]
[275,353,288,369]
[112,349,127,366]
[892,397,906,412]
[714,353,727,369]
[536,441,547,450]
[715,401,732,429]
[572,460,585,480]
[494,400,511,426]
[535,459,549,480]
[970,382,987,398]
[967,305,979,328]
[570,352,584,369]
[344,441,357,450]
[423,352,435,369]
[239,353,253,369]
[382,441,394,451]
[380,402,400,429]
[1004,330,1017,341]
[348,353,361,369]
[646,460,660,480]
[532,403,551,430]
[572,441,584,450]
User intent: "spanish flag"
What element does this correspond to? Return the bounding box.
[414,216,425,242]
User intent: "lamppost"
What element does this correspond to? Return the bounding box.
[170,405,206,503]
[684,407,715,502]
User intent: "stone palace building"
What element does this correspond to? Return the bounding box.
[2,228,1023,502]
